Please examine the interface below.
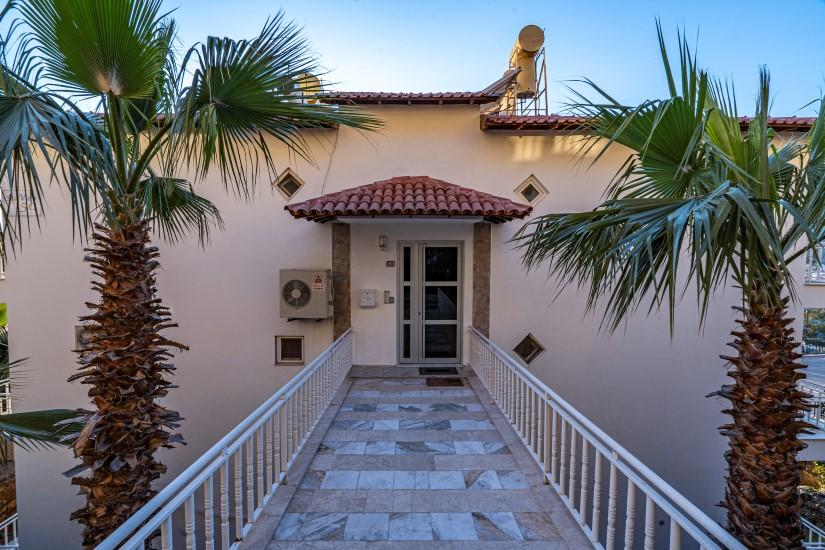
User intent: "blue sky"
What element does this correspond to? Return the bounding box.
[157,2,825,115]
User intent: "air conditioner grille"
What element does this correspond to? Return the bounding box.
[282,279,311,308]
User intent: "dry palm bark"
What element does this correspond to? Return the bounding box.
[68,221,186,548]
[716,298,810,549]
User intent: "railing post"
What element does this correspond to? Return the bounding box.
[278,402,287,483]
[559,419,568,498]
[579,440,589,525]
[220,456,230,549]
[184,494,196,550]
[644,495,655,550]
[592,451,602,545]
[204,476,214,550]
[234,448,244,541]
[606,453,618,550]
[551,408,559,485]
[624,480,636,550]
[246,438,254,523]
[543,397,551,484]
[669,520,681,550]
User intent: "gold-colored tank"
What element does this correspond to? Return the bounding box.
[509,25,545,98]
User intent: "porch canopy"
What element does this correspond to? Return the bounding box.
[285,175,532,223]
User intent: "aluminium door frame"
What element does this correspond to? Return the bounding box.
[396,240,463,365]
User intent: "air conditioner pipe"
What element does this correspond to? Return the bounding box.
[509,25,544,98]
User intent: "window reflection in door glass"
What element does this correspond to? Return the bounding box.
[424,325,458,358]
[424,287,457,320]
[424,247,458,281]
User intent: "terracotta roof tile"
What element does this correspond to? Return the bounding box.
[286,176,532,223]
[481,114,815,132]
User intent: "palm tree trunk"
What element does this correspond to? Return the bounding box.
[717,297,809,549]
[68,220,186,548]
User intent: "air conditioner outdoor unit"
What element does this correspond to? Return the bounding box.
[279,269,333,319]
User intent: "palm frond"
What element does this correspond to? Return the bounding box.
[137,175,223,245]
[0,408,82,452]
[514,181,791,331]
[14,0,170,99]
[0,36,115,252]
[171,13,381,197]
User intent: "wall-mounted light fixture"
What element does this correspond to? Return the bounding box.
[378,235,388,251]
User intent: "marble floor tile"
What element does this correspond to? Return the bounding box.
[434,455,517,471]
[333,442,367,455]
[515,512,562,541]
[429,403,465,412]
[392,490,414,512]
[392,470,417,489]
[388,513,434,541]
[357,470,395,489]
[398,404,423,412]
[377,404,400,412]
[400,420,451,431]
[372,419,400,430]
[365,490,395,512]
[331,420,373,430]
[275,513,347,541]
[464,470,502,490]
[428,471,465,490]
[309,490,368,513]
[431,512,477,541]
[285,490,315,512]
[299,470,325,489]
[450,420,495,430]
[453,441,485,455]
[482,442,510,455]
[396,441,454,455]
[343,513,389,541]
[365,441,396,455]
[320,470,359,490]
[472,512,524,541]
[498,470,530,489]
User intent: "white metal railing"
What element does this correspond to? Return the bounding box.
[0,379,11,415]
[804,517,825,549]
[801,379,825,432]
[97,329,353,550]
[0,513,17,549]
[469,327,746,550]
[806,243,825,284]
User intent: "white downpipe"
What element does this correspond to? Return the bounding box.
[97,329,353,550]
[469,327,746,550]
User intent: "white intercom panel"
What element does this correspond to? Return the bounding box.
[360,289,378,308]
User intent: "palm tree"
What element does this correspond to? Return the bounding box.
[0,0,380,546]
[514,23,823,549]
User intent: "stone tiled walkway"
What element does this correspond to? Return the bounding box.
[242,366,591,549]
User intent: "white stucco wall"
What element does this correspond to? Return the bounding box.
[1,104,816,547]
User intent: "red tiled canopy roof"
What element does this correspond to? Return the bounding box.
[286,176,532,223]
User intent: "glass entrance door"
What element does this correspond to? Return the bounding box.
[398,242,462,363]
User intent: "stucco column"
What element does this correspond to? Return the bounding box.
[331,223,351,339]
[472,222,491,337]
